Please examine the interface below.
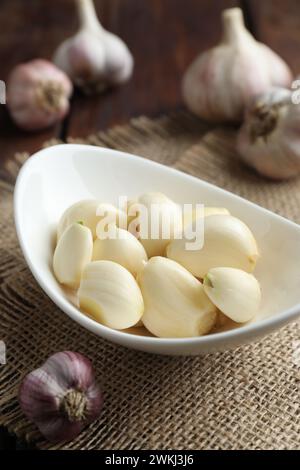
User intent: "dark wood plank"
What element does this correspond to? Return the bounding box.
[68,0,239,137]
[245,0,300,74]
[0,0,78,167]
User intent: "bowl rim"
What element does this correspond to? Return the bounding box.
[13,143,300,348]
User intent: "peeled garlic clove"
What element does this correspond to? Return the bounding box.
[7,59,73,131]
[237,87,300,180]
[58,200,100,240]
[138,257,217,338]
[167,214,259,278]
[54,0,133,93]
[53,222,93,289]
[95,202,127,234]
[184,206,230,227]
[203,267,261,323]
[78,260,144,329]
[182,8,292,123]
[57,200,125,240]
[204,207,230,217]
[128,192,182,258]
[92,227,147,277]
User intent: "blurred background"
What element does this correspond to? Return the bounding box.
[0,0,300,449]
[0,0,299,168]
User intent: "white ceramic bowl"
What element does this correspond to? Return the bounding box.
[14,144,300,355]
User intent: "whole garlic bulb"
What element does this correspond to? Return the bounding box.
[19,351,103,443]
[182,8,292,122]
[7,59,73,131]
[203,267,261,323]
[237,87,300,180]
[78,260,144,329]
[166,214,259,278]
[93,227,147,277]
[138,257,217,338]
[53,222,93,289]
[53,0,133,93]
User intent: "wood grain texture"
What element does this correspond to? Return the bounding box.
[68,0,239,137]
[245,0,300,73]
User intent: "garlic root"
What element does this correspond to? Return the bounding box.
[237,87,300,180]
[7,59,73,131]
[19,351,103,443]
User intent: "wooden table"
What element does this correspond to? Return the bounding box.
[1,0,300,450]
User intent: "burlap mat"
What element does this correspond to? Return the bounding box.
[1,112,300,450]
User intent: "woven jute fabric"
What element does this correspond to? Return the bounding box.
[1,112,300,450]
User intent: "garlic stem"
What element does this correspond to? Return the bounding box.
[76,0,103,33]
[61,389,87,422]
[222,8,247,43]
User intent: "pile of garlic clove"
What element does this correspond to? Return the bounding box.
[53,193,262,339]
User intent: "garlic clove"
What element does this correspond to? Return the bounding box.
[78,260,144,329]
[7,59,73,131]
[203,267,261,323]
[184,206,230,227]
[19,351,103,443]
[182,8,292,123]
[204,207,230,217]
[58,200,100,240]
[53,0,133,93]
[57,200,125,240]
[138,257,217,338]
[237,87,300,180]
[166,214,259,278]
[53,222,93,289]
[127,192,182,258]
[92,227,147,277]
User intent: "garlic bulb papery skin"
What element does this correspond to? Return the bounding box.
[92,227,147,277]
[78,260,144,329]
[204,267,261,323]
[166,214,259,278]
[57,200,125,240]
[19,351,103,443]
[127,192,182,258]
[53,0,133,93]
[53,222,93,289]
[237,87,300,180]
[7,59,73,131]
[138,257,217,338]
[182,8,292,123]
